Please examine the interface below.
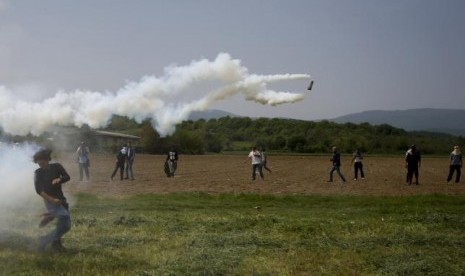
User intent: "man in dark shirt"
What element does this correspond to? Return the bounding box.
[405,144,421,185]
[33,149,71,252]
[111,144,127,181]
[328,146,346,183]
[125,141,135,180]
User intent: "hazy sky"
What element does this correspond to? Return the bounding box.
[1,0,464,121]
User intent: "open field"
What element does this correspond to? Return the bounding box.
[2,154,465,275]
[1,194,465,275]
[60,153,465,197]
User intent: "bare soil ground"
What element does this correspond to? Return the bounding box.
[60,153,465,197]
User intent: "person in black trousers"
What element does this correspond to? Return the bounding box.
[111,144,127,181]
[447,145,462,183]
[405,144,421,185]
[351,149,365,181]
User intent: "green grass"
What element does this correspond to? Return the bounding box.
[2,193,465,275]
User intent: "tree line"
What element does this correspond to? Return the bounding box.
[106,116,465,155]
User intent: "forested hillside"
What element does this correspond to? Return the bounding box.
[106,116,465,155]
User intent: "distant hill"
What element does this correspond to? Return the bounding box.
[188,109,239,121]
[332,108,465,136]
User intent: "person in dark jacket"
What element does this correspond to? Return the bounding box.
[111,144,127,181]
[405,144,421,185]
[166,148,178,177]
[261,148,272,173]
[447,145,462,183]
[33,149,71,252]
[328,146,346,182]
[125,141,135,180]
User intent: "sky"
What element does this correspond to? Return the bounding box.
[1,0,465,122]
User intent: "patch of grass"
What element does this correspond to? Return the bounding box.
[1,193,465,275]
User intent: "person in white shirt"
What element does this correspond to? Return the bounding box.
[351,149,365,181]
[76,141,90,181]
[245,147,264,181]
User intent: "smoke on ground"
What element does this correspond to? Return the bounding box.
[0,53,311,137]
[0,143,74,248]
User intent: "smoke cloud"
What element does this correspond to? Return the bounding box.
[0,143,42,241]
[0,53,311,136]
[0,142,77,247]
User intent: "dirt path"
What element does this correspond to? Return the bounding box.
[61,153,465,197]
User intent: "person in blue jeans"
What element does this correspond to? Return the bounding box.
[33,149,71,252]
[328,146,346,182]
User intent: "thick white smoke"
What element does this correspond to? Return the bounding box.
[0,53,311,136]
[0,143,42,239]
[0,143,77,246]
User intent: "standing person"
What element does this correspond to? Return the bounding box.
[33,149,71,252]
[351,149,365,181]
[447,145,462,183]
[328,146,346,182]
[76,141,90,181]
[245,147,264,181]
[405,144,421,185]
[261,148,272,173]
[166,147,178,177]
[111,144,127,181]
[125,141,135,180]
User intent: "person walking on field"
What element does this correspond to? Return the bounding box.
[351,149,365,181]
[245,147,264,181]
[447,145,462,183]
[111,144,127,181]
[166,147,178,177]
[405,144,421,185]
[33,149,71,253]
[261,148,272,173]
[328,146,346,183]
[76,141,90,181]
[125,141,135,180]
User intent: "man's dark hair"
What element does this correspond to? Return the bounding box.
[33,149,52,163]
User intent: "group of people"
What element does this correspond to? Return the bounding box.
[32,143,462,253]
[327,144,462,185]
[110,141,136,181]
[77,141,137,182]
[77,140,181,182]
[244,147,272,181]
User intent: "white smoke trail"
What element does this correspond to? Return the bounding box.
[0,53,311,136]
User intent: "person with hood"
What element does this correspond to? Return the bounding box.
[447,146,462,183]
[405,144,421,185]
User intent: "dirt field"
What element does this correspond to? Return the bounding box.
[60,153,465,197]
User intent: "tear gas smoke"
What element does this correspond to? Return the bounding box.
[0,143,42,237]
[0,53,311,136]
[0,143,76,245]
